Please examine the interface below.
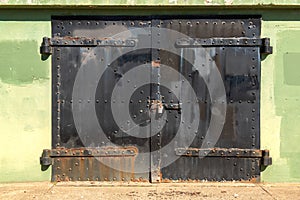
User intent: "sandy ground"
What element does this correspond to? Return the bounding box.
[0,182,300,200]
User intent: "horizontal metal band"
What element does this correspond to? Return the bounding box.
[52,37,135,47]
[175,148,264,158]
[42,146,138,158]
[175,37,264,48]
[41,36,135,49]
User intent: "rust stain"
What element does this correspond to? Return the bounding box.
[132,178,150,183]
[51,146,139,182]
[79,157,85,181]
[176,147,262,157]
[151,60,160,67]
[120,157,124,181]
[50,146,138,157]
[130,155,135,181]
[52,147,262,182]
[158,171,163,183]
[150,100,163,112]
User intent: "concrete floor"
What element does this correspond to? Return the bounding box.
[0,182,300,200]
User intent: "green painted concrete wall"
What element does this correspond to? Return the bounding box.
[0,21,51,182]
[0,6,299,183]
[261,21,300,182]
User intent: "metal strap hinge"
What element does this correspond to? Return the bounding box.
[40,36,136,55]
[175,148,272,167]
[40,147,138,166]
[175,37,273,55]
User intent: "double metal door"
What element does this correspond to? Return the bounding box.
[40,16,272,182]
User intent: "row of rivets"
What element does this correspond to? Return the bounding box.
[56,48,61,147]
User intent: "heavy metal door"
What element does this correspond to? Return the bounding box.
[40,16,272,182]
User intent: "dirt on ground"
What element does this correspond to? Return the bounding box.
[0,181,299,200]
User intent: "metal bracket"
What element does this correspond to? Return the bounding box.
[40,37,52,55]
[262,149,272,166]
[260,38,273,55]
[40,149,52,166]
[40,36,136,56]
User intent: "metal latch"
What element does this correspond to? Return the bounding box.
[150,100,181,113]
[163,103,181,111]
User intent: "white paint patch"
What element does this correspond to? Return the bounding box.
[169,0,177,4]
[224,0,233,5]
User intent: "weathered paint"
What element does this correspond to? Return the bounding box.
[0,6,300,182]
[0,22,51,182]
[261,23,300,182]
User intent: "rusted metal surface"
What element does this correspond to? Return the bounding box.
[175,148,264,158]
[151,60,160,67]
[49,146,140,182]
[43,146,138,157]
[40,36,136,49]
[41,16,272,182]
[53,157,137,182]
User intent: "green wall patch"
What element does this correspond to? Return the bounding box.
[283,53,300,86]
[0,41,49,84]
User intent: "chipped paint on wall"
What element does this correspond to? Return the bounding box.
[0,21,51,182]
[261,22,300,182]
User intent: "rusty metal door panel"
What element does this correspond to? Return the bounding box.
[157,18,263,182]
[40,16,272,182]
[50,18,152,181]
